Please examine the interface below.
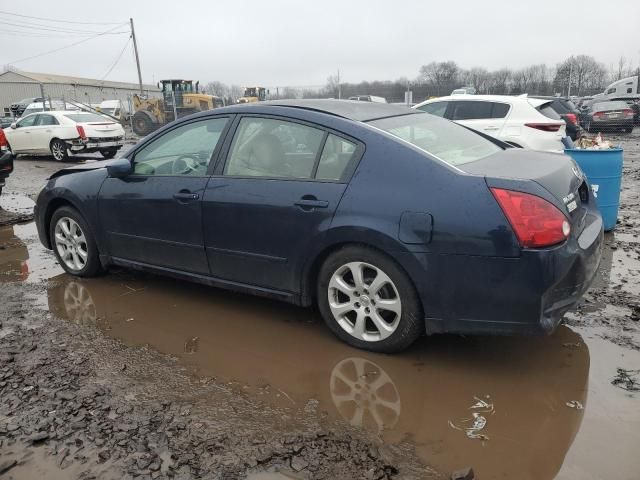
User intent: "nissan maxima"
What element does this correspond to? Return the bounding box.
[34,100,603,352]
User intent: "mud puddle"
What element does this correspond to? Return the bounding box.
[2,222,639,479]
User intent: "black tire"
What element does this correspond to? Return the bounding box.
[132,112,154,136]
[99,148,118,159]
[49,206,103,277]
[624,127,633,134]
[317,245,423,353]
[50,139,69,162]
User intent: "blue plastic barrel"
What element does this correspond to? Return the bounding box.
[563,147,623,231]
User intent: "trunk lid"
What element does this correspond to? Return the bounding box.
[462,148,590,230]
[80,122,124,139]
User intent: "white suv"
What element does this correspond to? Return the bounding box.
[413,94,566,152]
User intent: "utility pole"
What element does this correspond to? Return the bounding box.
[567,62,573,97]
[130,18,144,96]
[337,69,341,99]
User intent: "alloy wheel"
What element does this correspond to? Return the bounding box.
[52,141,65,161]
[327,261,402,342]
[54,217,88,271]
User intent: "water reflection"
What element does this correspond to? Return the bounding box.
[0,224,30,282]
[46,271,590,479]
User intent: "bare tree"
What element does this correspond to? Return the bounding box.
[418,61,460,96]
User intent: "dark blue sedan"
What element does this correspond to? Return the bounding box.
[34,100,603,352]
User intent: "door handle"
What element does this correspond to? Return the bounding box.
[484,126,500,131]
[173,191,200,201]
[295,197,329,210]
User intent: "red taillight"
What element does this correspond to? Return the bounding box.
[593,111,604,119]
[623,108,634,117]
[525,123,562,132]
[0,129,7,149]
[565,113,578,125]
[490,188,570,248]
[76,125,87,140]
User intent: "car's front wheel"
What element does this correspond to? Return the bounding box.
[50,139,69,161]
[50,206,103,277]
[99,148,118,159]
[317,246,423,352]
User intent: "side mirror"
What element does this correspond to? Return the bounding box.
[10,123,16,129]
[106,158,132,178]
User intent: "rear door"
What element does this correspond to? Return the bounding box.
[31,113,60,151]
[203,115,362,293]
[98,116,230,274]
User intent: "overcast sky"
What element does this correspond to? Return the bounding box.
[1,0,639,88]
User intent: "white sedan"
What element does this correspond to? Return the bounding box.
[4,111,125,161]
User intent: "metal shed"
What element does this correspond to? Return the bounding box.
[0,70,160,117]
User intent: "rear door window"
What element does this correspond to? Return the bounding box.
[417,101,448,117]
[36,114,59,126]
[225,117,325,179]
[491,103,510,118]
[450,101,493,120]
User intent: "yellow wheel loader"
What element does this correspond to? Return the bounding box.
[132,79,218,136]
[237,86,267,104]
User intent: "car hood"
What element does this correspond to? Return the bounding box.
[49,159,124,179]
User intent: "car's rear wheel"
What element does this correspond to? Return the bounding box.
[50,139,68,162]
[50,206,103,277]
[100,148,118,159]
[317,246,423,352]
[624,127,633,133]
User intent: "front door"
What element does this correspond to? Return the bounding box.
[8,114,38,151]
[203,116,361,293]
[98,116,230,274]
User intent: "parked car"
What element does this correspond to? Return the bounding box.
[451,87,476,95]
[347,95,387,103]
[34,100,603,352]
[97,100,129,122]
[413,95,566,151]
[10,97,43,117]
[579,100,635,133]
[4,111,125,161]
[0,128,14,195]
[531,96,583,140]
[0,117,14,129]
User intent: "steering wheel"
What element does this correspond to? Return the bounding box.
[171,154,200,175]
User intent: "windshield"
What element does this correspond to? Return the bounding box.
[64,113,112,123]
[368,113,502,166]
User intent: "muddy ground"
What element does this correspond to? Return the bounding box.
[0,133,639,480]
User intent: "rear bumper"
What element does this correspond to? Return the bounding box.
[399,212,604,336]
[67,137,124,153]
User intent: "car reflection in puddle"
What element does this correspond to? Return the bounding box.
[46,271,589,479]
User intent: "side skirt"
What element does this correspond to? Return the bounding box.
[102,255,302,306]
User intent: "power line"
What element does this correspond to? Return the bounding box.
[7,24,129,64]
[0,10,124,25]
[0,19,128,34]
[0,20,128,35]
[101,36,132,80]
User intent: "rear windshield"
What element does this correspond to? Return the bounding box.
[369,113,502,166]
[64,113,112,123]
[593,101,629,111]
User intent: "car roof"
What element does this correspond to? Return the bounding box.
[226,99,416,122]
[415,94,550,108]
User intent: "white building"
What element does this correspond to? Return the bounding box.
[0,70,160,117]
